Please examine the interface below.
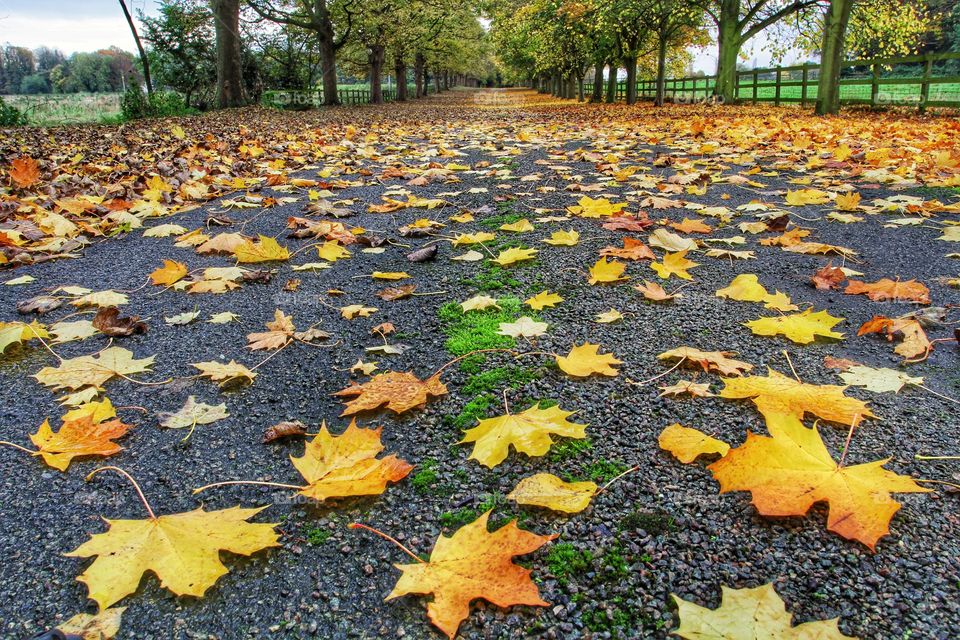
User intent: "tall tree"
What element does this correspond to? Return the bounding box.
[211,0,247,107]
[814,0,853,115]
[247,0,357,105]
[118,0,153,93]
[693,0,819,102]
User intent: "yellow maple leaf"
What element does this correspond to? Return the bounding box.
[192,360,257,386]
[317,241,352,262]
[371,271,411,280]
[658,423,730,464]
[543,229,579,246]
[452,231,496,246]
[492,247,538,266]
[525,291,563,310]
[500,218,534,232]
[708,409,929,550]
[234,235,289,263]
[588,258,628,284]
[567,196,626,218]
[720,368,873,425]
[461,404,586,468]
[341,304,378,319]
[507,473,597,513]
[785,188,831,206]
[34,347,154,391]
[745,309,844,344]
[291,421,412,501]
[673,582,857,639]
[0,320,49,354]
[58,607,125,640]
[149,259,188,286]
[555,343,621,377]
[67,506,279,610]
[28,414,132,471]
[651,251,699,280]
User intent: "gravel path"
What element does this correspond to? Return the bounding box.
[0,89,958,639]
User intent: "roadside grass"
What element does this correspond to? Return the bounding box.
[5,93,122,125]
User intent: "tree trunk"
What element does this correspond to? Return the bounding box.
[606,63,617,103]
[577,74,585,102]
[319,36,339,105]
[118,0,152,94]
[654,36,668,106]
[816,0,854,115]
[713,0,742,103]
[624,56,637,105]
[212,0,246,108]
[395,54,407,101]
[369,44,385,104]
[434,69,441,93]
[414,53,425,97]
[591,63,603,102]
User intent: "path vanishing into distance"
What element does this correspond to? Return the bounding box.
[0,88,959,639]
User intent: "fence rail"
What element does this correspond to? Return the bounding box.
[583,51,960,110]
[262,84,436,109]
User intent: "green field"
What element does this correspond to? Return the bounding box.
[4,93,122,126]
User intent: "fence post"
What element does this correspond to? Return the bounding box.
[920,55,932,114]
[774,67,782,107]
[801,65,809,108]
[871,62,880,107]
[752,70,758,105]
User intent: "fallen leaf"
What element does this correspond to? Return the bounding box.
[507,473,597,513]
[159,396,229,430]
[383,512,556,639]
[334,371,447,416]
[708,409,929,550]
[461,403,586,468]
[746,309,844,344]
[555,343,621,377]
[658,423,729,463]
[658,347,753,376]
[651,251,699,280]
[34,347,154,391]
[29,414,132,471]
[291,420,412,500]
[498,316,548,338]
[67,506,279,609]
[588,258,628,284]
[672,582,856,639]
[525,291,563,310]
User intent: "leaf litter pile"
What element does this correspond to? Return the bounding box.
[1,89,959,638]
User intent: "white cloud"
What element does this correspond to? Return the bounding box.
[0,4,159,55]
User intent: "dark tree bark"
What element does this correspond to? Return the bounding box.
[212,0,246,108]
[434,69,441,93]
[815,0,854,115]
[624,55,638,104]
[414,53,425,97]
[654,36,668,106]
[118,0,152,93]
[368,44,385,104]
[606,63,617,103]
[591,64,604,102]
[394,53,407,101]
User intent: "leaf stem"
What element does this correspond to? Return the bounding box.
[914,454,960,461]
[596,464,641,495]
[0,441,37,455]
[430,348,516,378]
[916,384,960,406]
[782,350,801,382]
[837,414,861,468]
[348,522,425,563]
[249,339,293,372]
[192,480,304,494]
[916,478,960,491]
[626,356,686,387]
[86,466,156,520]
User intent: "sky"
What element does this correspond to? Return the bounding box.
[0,0,160,55]
[0,0,804,74]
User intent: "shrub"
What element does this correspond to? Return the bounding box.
[121,86,195,121]
[20,75,50,95]
[0,97,27,126]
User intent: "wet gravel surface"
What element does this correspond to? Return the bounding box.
[1,91,959,639]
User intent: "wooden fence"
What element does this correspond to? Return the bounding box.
[583,51,960,111]
[262,84,435,109]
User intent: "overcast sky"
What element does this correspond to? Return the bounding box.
[0,0,802,74]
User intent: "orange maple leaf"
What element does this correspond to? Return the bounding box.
[334,371,448,416]
[845,278,930,305]
[9,156,40,189]
[708,409,930,550]
[29,415,132,471]
[384,512,556,639]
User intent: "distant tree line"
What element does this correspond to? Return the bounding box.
[0,46,142,95]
